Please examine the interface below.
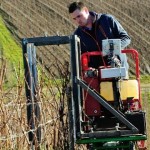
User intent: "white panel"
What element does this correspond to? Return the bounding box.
[102,39,121,56]
[101,67,126,78]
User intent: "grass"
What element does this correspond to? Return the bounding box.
[0,15,23,88]
[140,75,150,84]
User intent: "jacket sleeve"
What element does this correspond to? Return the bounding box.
[108,15,131,49]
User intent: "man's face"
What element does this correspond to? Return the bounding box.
[70,8,89,27]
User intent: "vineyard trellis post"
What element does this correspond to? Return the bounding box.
[22,40,41,149]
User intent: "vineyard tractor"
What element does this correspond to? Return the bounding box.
[22,35,147,150]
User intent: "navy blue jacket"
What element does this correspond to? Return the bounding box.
[74,12,131,54]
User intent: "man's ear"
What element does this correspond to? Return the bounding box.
[83,7,89,13]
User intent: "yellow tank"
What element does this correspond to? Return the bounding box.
[100,80,139,101]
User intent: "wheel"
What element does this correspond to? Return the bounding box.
[129,141,136,150]
[117,141,136,150]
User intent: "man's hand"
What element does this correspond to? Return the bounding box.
[112,55,121,67]
[107,54,121,67]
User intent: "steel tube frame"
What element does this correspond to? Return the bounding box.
[22,35,72,148]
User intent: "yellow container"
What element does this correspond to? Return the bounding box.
[100,80,139,101]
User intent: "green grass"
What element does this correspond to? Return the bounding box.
[140,75,150,84]
[0,15,23,88]
[0,16,23,66]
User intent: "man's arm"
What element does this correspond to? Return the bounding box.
[108,15,131,49]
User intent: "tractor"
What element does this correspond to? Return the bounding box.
[22,35,147,150]
[68,35,147,150]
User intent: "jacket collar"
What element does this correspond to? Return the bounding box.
[79,11,101,30]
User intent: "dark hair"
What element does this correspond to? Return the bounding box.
[68,1,85,13]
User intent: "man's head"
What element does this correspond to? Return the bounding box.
[68,1,90,27]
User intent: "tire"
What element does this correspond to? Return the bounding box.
[129,141,136,150]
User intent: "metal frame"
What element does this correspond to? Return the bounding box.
[22,35,72,148]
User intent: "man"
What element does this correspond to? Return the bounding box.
[68,1,130,76]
